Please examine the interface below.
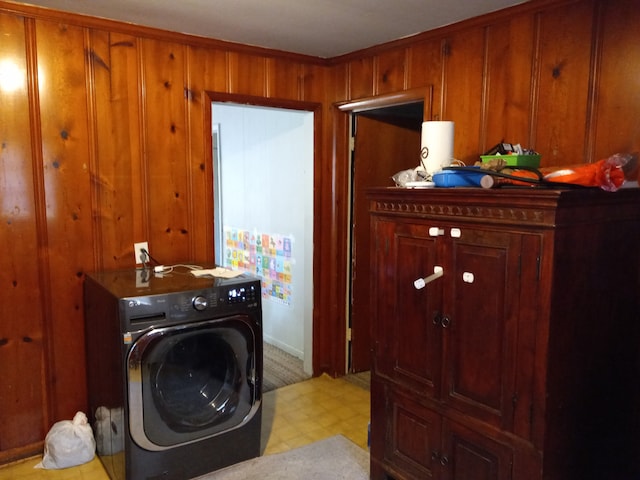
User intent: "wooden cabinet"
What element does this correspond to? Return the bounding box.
[368,187,640,480]
[372,381,515,480]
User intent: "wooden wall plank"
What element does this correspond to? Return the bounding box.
[90,30,144,270]
[189,46,229,94]
[531,0,594,166]
[442,27,486,164]
[35,18,93,420]
[375,47,407,95]
[141,39,192,263]
[330,62,349,106]
[408,39,443,118]
[267,57,303,100]
[0,11,46,454]
[592,0,640,167]
[483,13,536,153]
[185,46,215,264]
[185,46,228,265]
[348,57,374,100]
[228,51,267,97]
[301,63,326,104]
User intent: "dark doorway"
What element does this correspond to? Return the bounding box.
[348,101,424,373]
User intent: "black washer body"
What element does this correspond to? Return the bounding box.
[84,267,263,480]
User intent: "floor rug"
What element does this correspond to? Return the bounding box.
[197,435,369,480]
[263,342,311,392]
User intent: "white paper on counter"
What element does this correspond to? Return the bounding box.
[191,267,243,279]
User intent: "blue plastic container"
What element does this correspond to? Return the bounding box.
[432,167,486,188]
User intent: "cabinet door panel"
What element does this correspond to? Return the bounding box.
[442,228,522,430]
[385,388,441,479]
[373,219,442,397]
[371,218,397,379]
[444,419,514,480]
[394,226,441,393]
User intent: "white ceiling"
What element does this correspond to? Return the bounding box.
[16,0,526,58]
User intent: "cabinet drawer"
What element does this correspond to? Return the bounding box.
[373,384,515,480]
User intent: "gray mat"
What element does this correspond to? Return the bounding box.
[196,435,369,480]
[263,342,311,392]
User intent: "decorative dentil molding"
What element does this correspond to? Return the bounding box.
[373,200,547,225]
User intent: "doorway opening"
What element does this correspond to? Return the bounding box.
[212,101,314,376]
[341,89,430,374]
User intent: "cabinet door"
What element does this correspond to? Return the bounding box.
[382,386,441,479]
[372,218,443,398]
[378,387,514,480]
[441,227,526,431]
[442,419,514,480]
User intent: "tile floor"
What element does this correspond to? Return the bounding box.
[0,374,370,479]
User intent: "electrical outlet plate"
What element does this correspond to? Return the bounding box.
[134,242,149,265]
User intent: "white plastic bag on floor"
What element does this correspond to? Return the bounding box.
[35,411,96,469]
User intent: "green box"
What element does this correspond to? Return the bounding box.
[480,154,541,168]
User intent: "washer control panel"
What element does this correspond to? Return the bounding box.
[122,279,261,328]
[190,283,258,311]
[225,284,259,305]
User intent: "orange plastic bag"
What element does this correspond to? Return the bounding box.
[507,153,637,191]
[541,156,627,191]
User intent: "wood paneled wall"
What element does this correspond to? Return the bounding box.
[326,0,640,401]
[0,1,331,462]
[333,0,640,166]
[0,0,638,462]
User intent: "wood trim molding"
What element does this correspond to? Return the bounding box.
[337,86,433,116]
[202,91,328,373]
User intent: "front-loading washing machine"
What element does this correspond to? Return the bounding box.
[84,267,263,480]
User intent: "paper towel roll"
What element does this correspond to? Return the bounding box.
[420,121,454,175]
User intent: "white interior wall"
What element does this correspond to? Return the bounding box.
[213,103,314,374]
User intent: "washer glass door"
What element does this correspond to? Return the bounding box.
[128,315,260,450]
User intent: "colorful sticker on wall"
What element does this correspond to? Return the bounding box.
[223,227,294,305]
